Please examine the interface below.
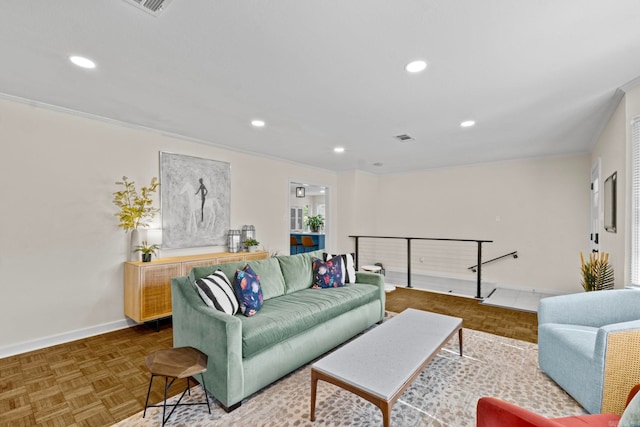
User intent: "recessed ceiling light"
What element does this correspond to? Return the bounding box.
[69,55,96,69]
[251,119,266,127]
[460,120,476,128]
[334,147,345,153]
[405,60,427,73]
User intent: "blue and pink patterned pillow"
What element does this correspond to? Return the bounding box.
[312,256,344,289]
[233,264,263,317]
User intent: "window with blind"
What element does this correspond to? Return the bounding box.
[630,116,640,284]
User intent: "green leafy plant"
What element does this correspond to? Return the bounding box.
[244,238,260,247]
[134,241,160,256]
[580,252,614,291]
[305,214,324,231]
[113,176,159,231]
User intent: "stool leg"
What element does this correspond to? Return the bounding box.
[162,376,169,427]
[187,377,191,396]
[143,374,154,418]
[200,373,211,414]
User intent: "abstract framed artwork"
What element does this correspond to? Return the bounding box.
[160,152,231,248]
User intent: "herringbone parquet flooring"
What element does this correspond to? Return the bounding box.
[0,288,538,426]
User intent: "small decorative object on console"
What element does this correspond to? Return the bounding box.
[135,240,160,262]
[244,238,260,252]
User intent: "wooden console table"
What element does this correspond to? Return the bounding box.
[124,251,269,323]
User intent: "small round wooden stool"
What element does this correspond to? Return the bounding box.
[143,346,211,426]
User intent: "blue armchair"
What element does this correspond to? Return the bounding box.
[538,289,640,415]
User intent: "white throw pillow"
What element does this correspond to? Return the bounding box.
[195,270,239,315]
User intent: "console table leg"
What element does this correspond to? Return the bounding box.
[458,328,463,356]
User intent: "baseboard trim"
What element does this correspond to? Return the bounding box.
[0,318,138,358]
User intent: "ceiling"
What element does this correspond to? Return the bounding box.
[1,1,640,174]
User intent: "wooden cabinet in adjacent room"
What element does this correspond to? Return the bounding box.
[124,251,269,323]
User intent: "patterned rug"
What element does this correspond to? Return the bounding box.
[115,327,585,426]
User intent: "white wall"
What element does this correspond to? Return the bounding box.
[0,98,337,353]
[334,170,378,252]
[591,95,626,287]
[343,156,592,294]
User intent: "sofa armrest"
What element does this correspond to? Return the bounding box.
[171,275,245,407]
[355,271,386,320]
[538,290,640,328]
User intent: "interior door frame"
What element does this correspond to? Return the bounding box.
[590,158,601,253]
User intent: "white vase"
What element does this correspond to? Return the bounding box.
[248,246,257,253]
[130,229,141,261]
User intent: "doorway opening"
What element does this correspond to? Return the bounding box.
[289,182,328,255]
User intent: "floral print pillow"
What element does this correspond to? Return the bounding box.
[312,256,344,289]
[233,264,263,317]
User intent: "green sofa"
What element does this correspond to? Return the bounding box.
[170,250,386,411]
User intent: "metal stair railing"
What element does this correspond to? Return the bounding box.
[468,251,518,273]
[349,235,493,299]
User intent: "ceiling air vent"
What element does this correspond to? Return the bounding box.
[122,0,173,16]
[394,134,414,142]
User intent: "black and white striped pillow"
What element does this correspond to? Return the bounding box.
[323,252,356,283]
[195,270,239,315]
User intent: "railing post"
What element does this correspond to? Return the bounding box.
[354,237,359,270]
[476,241,482,299]
[407,238,412,288]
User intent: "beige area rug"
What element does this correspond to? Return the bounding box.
[115,327,585,426]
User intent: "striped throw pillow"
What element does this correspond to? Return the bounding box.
[195,270,239,315]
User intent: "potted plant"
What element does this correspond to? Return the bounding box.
[112,176,159,260]
[305,215,324,232]
[245,238,260,252]
[580,252,614,291]
[135,241,160,262]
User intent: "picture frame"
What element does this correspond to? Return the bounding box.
[160,152,231,248]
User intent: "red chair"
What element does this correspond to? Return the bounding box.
[476,384,640,427]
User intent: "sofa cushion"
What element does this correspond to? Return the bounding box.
[312,256,344,288]
[193,257,287,301]
[277,253,313,294]
[194,270,239,315]
[233,265,263,317]
[239,284,379,358]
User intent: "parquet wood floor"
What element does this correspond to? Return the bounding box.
[386,287,539,343]
[0,288,537,426]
